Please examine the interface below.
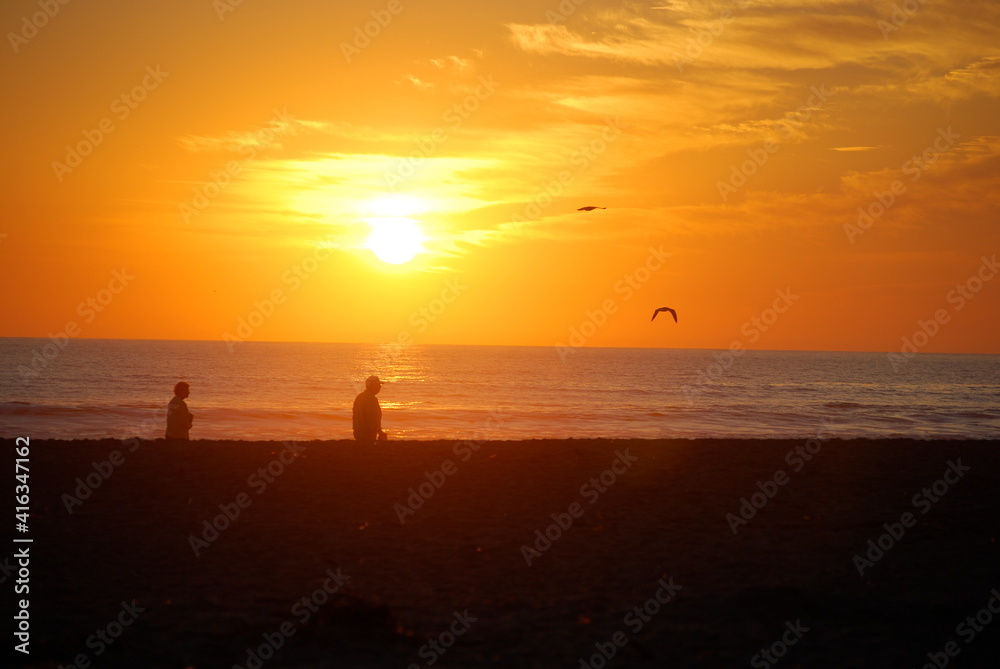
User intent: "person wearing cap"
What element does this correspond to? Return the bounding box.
[165,381,194,440]
[353,375,387,445]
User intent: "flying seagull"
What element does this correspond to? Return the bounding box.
[651,307,678,323]
[577,206,606,211]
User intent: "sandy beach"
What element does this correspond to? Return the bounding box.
[12,437,1000,667]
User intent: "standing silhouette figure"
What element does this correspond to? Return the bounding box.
[353,376,387,445]
[165,381,194,440]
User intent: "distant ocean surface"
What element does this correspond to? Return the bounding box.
[1,338,998,441]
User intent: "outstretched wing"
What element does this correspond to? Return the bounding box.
[652,307,677,323]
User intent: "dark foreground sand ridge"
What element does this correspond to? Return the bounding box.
[11,438,1000,667]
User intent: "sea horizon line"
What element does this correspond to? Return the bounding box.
[1,336,997,357]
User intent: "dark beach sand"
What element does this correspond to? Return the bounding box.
[10,437,1000,668]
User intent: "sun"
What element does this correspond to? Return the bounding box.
[366,217,425,264]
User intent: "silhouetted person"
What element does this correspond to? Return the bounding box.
[165,381,194,440]
[353,375,386,445]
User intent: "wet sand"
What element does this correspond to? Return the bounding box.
[12,437,1000,667]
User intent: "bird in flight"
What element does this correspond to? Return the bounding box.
[651,307,678,323]
[577,206,606,211]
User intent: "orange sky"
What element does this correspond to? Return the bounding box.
[2,0,998,353]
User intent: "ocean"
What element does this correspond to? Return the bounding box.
[1,338,998,441]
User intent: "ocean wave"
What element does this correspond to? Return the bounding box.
[951,411,1000,420]
[869,414,916,424]
[0,402,89,416]
[3,342,999,440]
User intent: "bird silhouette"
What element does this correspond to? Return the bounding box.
[651,307,677,323]
[577,206,606,211]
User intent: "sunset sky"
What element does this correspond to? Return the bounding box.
[2,0,998,353]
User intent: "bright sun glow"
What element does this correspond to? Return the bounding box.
[366,194,426,218]
[366,218,425,264]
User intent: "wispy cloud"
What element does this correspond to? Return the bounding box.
[177,114,327,154]
[831,146,884,152]
[400,73,435,90]
[430,55,475,74]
